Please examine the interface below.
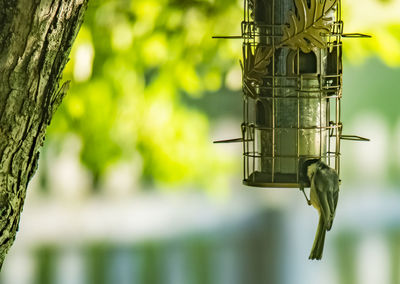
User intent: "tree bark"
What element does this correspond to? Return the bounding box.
[0,0,88,267]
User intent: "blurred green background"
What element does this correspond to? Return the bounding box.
[2,0,400,283]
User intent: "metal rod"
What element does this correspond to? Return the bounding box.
[243,153,338,159]
[296,48,300,182]
[319,51,323,160]
[340,135,370,141]
[271,0,275,183]
[212,36,243,39]
[240,124,341,130]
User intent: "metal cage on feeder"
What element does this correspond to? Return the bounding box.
[214,0,369,189]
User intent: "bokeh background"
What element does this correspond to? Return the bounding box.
[2,0,400,283]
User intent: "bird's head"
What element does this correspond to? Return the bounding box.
[300,158,320,184]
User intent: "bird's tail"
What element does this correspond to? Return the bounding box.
[309,217,326,260]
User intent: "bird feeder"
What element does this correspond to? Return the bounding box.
[214,0,369,188]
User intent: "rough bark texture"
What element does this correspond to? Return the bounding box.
[0,0,88,267]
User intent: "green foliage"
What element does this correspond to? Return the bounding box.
[48,0,242,191]
[342,0,400,66]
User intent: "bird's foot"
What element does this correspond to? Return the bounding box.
[299,186,311,206]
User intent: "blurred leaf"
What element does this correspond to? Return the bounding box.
[342,0,400,66]
[47,0,240,191]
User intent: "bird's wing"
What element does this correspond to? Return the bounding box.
[316,167,339,230]
[326,167,339,216]
[333,173,339,211]
[314,169,333,228]
[327,176,338,230]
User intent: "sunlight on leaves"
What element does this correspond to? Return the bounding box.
[343,0,400,66]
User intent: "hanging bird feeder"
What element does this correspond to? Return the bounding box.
[214,0,369,189]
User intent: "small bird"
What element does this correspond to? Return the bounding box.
[301,159,339,260]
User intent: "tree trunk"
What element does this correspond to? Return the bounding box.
[0,0,88,268]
